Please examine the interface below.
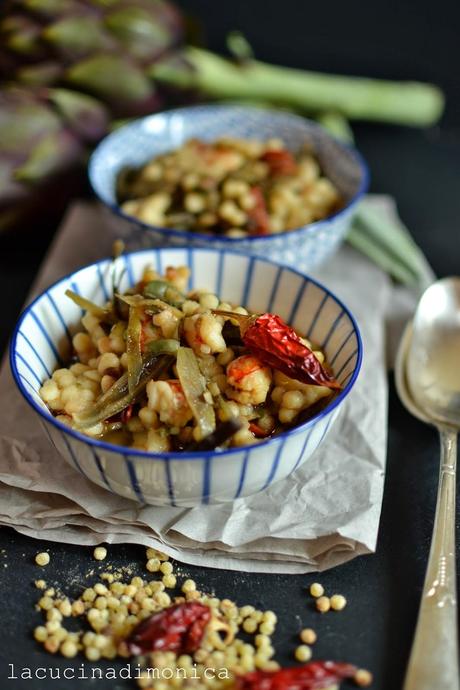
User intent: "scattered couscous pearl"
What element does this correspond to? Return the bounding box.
[34,626,48,642]
[300,628,317,645]
[242,618,258,634]
[72,600,85,616]
[35,579,47,590]
[295,645,312,662]
[262,611,277,624]
[46,608,62,622]
[58,599,72,618]
[38,596,54,611]
[309,582,324,598]
[146,548,169,561]
[85,646,101,661]
[146,558,161,572]
[255,634,271,648]
[316,596,331,613]
[240,605,255,618]
[46,620,61,634]
[44,637,60,654]
[181,579,196,593]
[330,594,347,611]
[162,574,177,589]
[185,590,201,601]
[35,552,50,567]
[160,561,173,575]
[60,640,78,658]
[93,546,107,561]
[354,668,373,687]
[82,588,96,602]
[259,622,275,635]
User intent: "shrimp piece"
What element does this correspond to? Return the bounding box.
[152,308,180,339]
[183,313,226,355]
[146,379,193,428]
[226,355,272,405]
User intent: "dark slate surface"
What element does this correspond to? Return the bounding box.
[1,1,460,687]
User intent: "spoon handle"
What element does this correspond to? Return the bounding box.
[404,428,459,690]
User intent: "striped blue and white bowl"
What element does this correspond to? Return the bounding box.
[10,248,362,507]
[89,104,369,272]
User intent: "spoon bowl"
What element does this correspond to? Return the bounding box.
[395,321,431,425]
[406,277,460,428]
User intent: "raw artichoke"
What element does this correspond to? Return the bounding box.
[0,0,184,230]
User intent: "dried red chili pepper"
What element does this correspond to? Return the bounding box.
[214,311,340,390]
[261,149,298,176]
[247,186,270,236]
[125,602,211,656]
[234,661,357,690]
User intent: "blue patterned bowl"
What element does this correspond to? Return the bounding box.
[89,105,369,271]
[10,248,362,507]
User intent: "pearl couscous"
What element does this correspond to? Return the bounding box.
[31,548,373,688]
[300,627,317,645]
[93,546,107,561]
[39,263,336,451]
[315,596,331,613]
[117,137,342,237]
[330,594,348,611]
[309,582,324,598]
[35,552,50,567]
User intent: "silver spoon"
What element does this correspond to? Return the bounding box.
[395,277,460,690]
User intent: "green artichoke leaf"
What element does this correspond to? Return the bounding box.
[43,16,111,55]
[23,0,76,13]
[6,25,42,57]
[0,93,61,155]
[47,88,109,142]
[16,62,62,87]
[13,130,82,182]
[104,7,170,59]
[66,54,153,103]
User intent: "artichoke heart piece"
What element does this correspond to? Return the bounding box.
[176,346,216,439]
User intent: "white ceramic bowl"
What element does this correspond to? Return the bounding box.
[10,248,362,507]
[89,104,369,272]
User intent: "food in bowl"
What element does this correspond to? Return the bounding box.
[12,247,362,505]
[116,137,343,237]
[38,260,340,453]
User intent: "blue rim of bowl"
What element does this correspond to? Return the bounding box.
[10,246,363,461]
[88,104,370,244]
